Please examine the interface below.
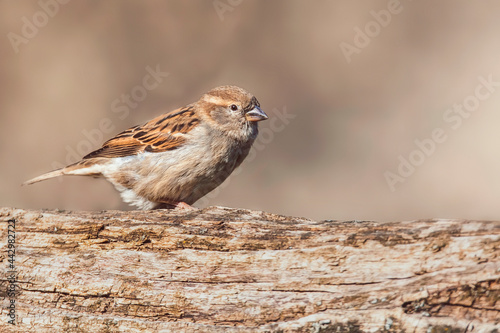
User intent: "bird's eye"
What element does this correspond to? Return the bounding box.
[230,104,238,111]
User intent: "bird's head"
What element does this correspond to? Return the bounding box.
[198,85,268,139]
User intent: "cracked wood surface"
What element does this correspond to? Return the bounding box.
[0,206,499,332]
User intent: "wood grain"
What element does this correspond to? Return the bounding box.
[0,207,498,332]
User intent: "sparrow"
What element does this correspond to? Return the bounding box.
[25,85,268,210]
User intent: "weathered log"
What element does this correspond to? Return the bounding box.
[0,207,498,332]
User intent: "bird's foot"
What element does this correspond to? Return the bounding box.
[155,200,197,211]
[174,202,197,211]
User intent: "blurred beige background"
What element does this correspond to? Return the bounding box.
[2,0,500,222]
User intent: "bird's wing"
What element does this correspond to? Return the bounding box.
[83,105,200,159]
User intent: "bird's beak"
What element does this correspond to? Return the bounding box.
[245,106,268,122]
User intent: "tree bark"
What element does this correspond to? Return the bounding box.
[0,207,499,332]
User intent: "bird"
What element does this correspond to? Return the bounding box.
[24,85,268,210]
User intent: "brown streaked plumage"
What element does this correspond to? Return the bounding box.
[83,106,198,159]
[24,85,268,210]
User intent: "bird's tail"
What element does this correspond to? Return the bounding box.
[23,169,65,185]
[23,161,103,186]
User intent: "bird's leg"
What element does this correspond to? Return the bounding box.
[175,202,197,211]
[155,199,197,211]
